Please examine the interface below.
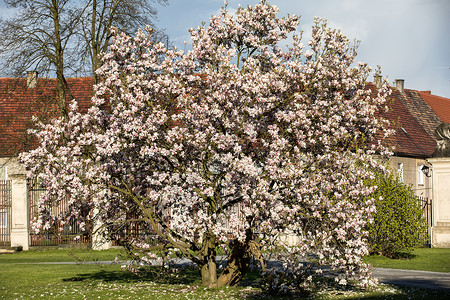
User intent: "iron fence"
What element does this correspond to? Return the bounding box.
[28,180,90,246]
[3,178,434,249]
[0,180,12,246]
[418,196,432,246]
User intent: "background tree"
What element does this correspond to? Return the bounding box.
[367,171,428,258]
[20,1,392,290]
[0,0,168,116]
[0,0,82,117]
[77,0,168,85]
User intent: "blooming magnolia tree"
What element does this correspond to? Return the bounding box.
[21,0,392,289]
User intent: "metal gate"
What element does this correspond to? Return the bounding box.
[28,180,90,246]
[419,196,432,246]
[0,180,12,246]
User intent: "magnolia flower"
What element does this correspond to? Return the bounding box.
[304,49,314,59]
[20,0,390,290]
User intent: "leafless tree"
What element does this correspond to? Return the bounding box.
[0,0,168,116]
[0,0,83,118]
[78,0,169,85]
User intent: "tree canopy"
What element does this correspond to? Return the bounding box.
[20,0,392,290]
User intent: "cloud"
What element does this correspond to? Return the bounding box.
[0,3,18,19]
[156,0,449,96]
[279,0,450,96]
[2,0,445,96]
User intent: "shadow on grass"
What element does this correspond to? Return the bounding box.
[61,266,450,300]
[63,266,202,285]
[370,252,417,260]
[391,252,417,259]
[63,265,265,286]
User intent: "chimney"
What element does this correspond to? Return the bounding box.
[374,74,382,89]
[27,71,38,88]
[395,79,404,94]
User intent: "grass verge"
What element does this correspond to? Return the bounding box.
[2,263,450,299]
[1,247,450,299]
[364,248,450,273]
[0,246,124,264]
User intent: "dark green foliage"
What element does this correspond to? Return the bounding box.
[367,171,428,258]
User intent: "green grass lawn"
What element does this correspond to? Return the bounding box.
[0,247,125,263]
[364,248,450,273]
[1,247,450,299]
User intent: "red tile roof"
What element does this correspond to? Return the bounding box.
[367,83,438,158]
[0,76,446,159]
[0,77,93,156]
[417,91,450,123]
[384,94,437,157]
[393,89,442,141]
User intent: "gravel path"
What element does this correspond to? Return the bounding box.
[373,267,450,291]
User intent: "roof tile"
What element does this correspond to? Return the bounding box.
[417,91,450,123]
[0,77,93,156]
[1,77,447,159]
[367,83,438,158]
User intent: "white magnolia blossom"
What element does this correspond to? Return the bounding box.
[20,0,392,289]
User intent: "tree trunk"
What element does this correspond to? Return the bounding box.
[199,232,218,287]
[52,0,72,120]
[197,230,266,287]
[90,0,101,86]
[200,258,218,287]
[198,230,267,287]
[216,240,252,287]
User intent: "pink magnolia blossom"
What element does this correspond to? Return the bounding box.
[20,0,391,289]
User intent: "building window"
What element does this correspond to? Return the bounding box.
[397,163,404,183]
[418,165,425,185]
[0,166,6,181]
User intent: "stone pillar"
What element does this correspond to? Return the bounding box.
[428,157,450,248]
[91,207,112,250]
[10,174,29,250]
[92,222,112,250]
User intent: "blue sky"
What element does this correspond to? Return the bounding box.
[1,0,449,97]
[156,0,450,98]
